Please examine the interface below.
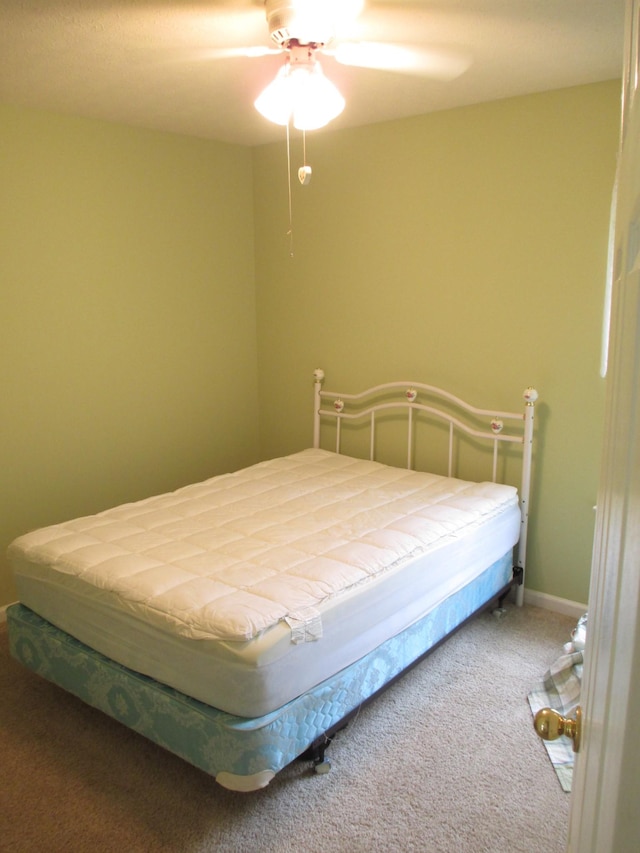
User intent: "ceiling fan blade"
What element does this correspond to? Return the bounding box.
[330,41,471,80]
[195,45,281,61]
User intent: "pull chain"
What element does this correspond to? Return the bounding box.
[286,126,313,257]
[286,121,294,258]
[298,129,312,185]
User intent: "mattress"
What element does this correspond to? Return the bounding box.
[8,552,514,791]
[8,449,520,717]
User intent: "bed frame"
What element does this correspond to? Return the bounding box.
[7,370,537,792]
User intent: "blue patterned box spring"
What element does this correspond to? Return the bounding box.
[7,552,512,791]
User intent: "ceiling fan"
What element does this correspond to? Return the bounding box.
[227,0,471,131]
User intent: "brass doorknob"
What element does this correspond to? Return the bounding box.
[533,706,582,753]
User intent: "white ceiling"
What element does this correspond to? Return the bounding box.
[0,1,626,147]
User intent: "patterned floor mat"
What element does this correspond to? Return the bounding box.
[527,614,586,792]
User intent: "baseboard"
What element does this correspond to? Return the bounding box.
[523,589,587,620]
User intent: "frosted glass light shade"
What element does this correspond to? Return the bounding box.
[254,66,294,126]
[291,64,345,130]
[254,61,345,130]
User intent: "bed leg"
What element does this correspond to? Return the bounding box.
[494,589,510,614]
[492,570,522,616]
[310,734,333,775]
[300,729,343,776]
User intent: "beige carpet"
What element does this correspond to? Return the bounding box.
[0,604,574,853]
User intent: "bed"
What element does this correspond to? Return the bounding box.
[6,370,538,791]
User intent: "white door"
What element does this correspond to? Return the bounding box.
[566,1,640,850]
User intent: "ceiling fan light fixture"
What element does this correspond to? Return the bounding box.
[254,53,345,130]
[254,65,295,126]
[291,62,345,130]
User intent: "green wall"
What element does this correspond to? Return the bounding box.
[0,104,259,606]
[253,80,621,605]
[0,80,621,609]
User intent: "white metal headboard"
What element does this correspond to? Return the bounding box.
[312,368,538,606]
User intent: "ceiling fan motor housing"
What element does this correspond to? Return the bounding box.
[264,0,335,48]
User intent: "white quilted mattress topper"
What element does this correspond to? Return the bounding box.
[9,449,518,643]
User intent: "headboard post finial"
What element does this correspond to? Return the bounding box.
[313,369,325,448]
